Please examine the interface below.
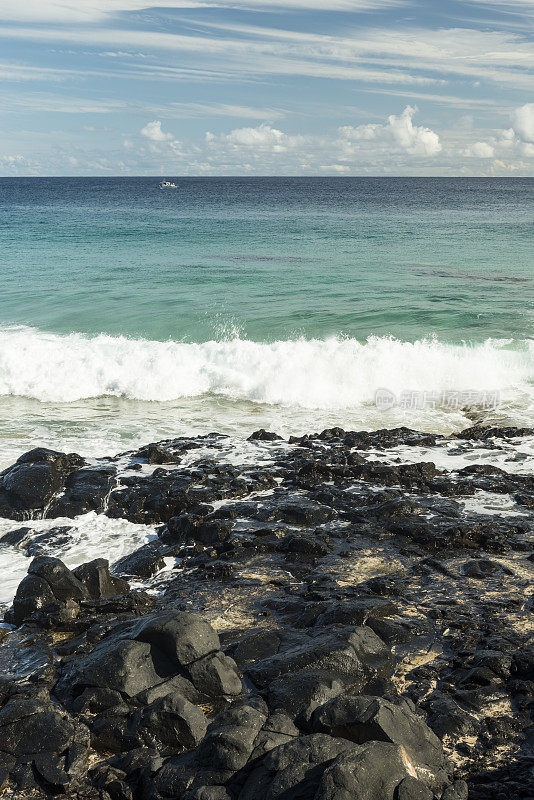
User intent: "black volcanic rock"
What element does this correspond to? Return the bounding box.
[1,425,533,800]
[0,448,84,519]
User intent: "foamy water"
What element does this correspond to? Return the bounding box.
[1,326,532,407]
[0,326,532,466]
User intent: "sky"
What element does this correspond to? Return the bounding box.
[0,0,533,176]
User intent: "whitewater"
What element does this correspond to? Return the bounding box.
[0,325,532,468]
[1,326,533,409]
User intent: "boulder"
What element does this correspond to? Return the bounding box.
[131,610,220,667]
[112,541,167,579]
[62,639,172,699]
[238,734,357,800]
[245,627,392,693]
[132,693,207,753]
[0,448,83,518]
[73,558,130,599]
[266,670,345,724]
[187,652,242,697]
[315,741,420,800]
[12,556,88,625]
[311,695,445,788]
[247,430,283,442]
[0,694,90,793]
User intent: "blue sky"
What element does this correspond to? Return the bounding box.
[0,0,533,175]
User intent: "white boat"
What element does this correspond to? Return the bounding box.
[159,180,177,189]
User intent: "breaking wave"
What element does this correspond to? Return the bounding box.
[0,326,532,410]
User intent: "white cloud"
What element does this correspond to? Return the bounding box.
[0,1,405,23]
[340,106,442,156]
[218,123,287,150]
[465,141,495,158]
[169,103,285,120]
[460,103,534,162]
[140,120,174,142]
[320,164,351,173]
[511,103,534,143]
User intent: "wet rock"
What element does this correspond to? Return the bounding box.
[248,430,283,442]
[0,448,84,519]
[74,558,130,599]
[165,514,232,545]
[278,500,337,526]
[112,541,167,579]
[48,466,118,517]
[279,534,330,558]
[424,693,479,738]
[313,598,397,628]
[11,556,130,626]
[266,670,345,724]
[62,638,171,699]
[146,444,183,464]
[230,630,283,668]
[245,626,392,693]
[12,555,88,625]
[0,693,90,793]
[463,558,513,578]
[397,776,433,800]
[315,741,424,800]
[457,425,534,441]
[238,734,357,800]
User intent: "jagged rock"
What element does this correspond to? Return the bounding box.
[313,598,397,628]
[248,430,283,442]
[0,694,90,793]
[11,556,130,626]
[0,448,84,518]
[238,734,357,800]
[112,541,167,579]
[266,670,345,724]
[74,558,130,599]
[62,639,171,699]
[12,555,88,625]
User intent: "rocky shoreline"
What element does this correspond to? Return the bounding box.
[0,424,532,799]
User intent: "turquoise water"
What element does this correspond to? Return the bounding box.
[1,177,533,341]
[0,177,532,464]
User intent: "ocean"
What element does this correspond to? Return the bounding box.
[0,176,533,468]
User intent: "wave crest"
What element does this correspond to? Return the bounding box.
[0,327,532,407]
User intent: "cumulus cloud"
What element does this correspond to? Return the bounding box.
[320,164,351,173]
[458,103,534,169]
[340,106,442,156]
[511,103,534,144]
[206,123,305,155]
[217,123,287,150]
[464,141,495,158]
[140,120,174,142]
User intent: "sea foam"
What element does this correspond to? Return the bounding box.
[0,326,532,409]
